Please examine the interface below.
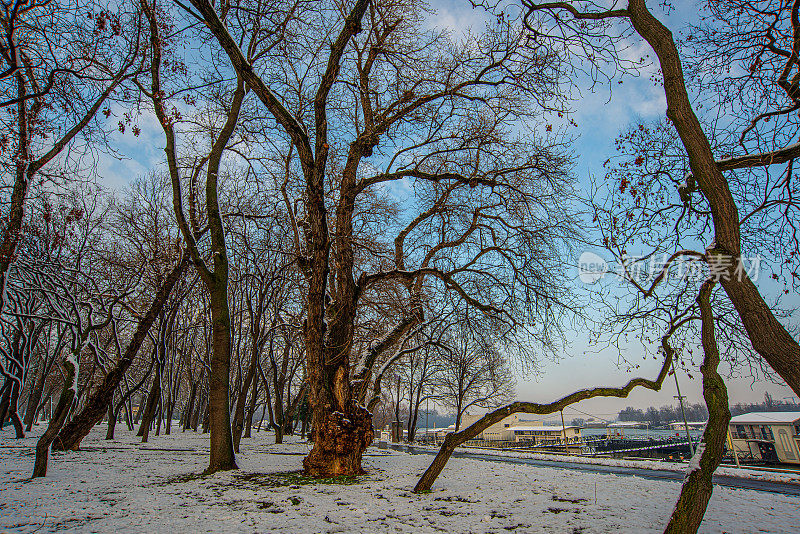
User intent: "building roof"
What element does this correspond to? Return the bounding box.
[729,411,800,425]
[508,425,578,432]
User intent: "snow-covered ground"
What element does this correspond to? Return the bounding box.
[2,426,800,533]
[434,444,800,486]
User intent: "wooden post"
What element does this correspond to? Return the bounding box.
[560,410,568,454]
[727,427,740,467]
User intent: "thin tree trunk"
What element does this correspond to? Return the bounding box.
[301,408,309,440]
[664,281,730,533]
[627,0,800,396]
[232,333,260,452]
[108,359,155,440]
[124,399,132,431]
[106,400,117,440]
[257,396,268,432]
[24,361,46,430]
[243,377,258,439]
[201,396,210,434]
[183,381,197,431]
[139,367,161,442]
[155,397,163,436]
[33,356,77,478]
[165,400,173,435]
[0,379,10,428]
[192,392,204,431]
[7,377,24,438]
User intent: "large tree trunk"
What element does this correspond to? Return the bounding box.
[33,356,77,478]
[627,0,800,396]
[664,281,730,533]
[52,254,187,450]
[303,350,374,476]
[186,0,372,477]
[303,400,373,476]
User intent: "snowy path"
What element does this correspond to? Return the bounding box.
[2,426,800,533]
[391,444,800,496]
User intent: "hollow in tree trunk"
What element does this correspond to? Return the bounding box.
[302,360,374,477]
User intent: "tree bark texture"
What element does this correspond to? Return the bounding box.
[138,360,161,443]
[33,356,77,478]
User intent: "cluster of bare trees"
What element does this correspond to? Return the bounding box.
[3,0,569,478]
[370,303,517,439]
[2,0,800,531]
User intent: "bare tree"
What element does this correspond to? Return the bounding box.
[520,0,800,398]
[53,174,189,451]
[183,0,573,476]
[12,245,137,477]
[0,0,143,324]
[432,309,515,431]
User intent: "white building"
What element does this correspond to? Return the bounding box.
[728,411,800,464]
[461,413,581,444]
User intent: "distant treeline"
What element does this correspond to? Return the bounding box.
[618,393,798,425]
